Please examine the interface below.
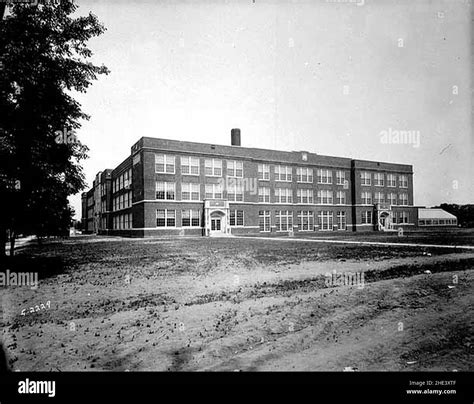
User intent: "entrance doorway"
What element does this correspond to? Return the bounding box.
[211,218,221,231]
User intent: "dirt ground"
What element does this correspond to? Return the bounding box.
[1,234,473,371]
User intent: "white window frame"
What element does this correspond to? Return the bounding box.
[336,191,346,205]
[374,192,385,204]
[230,210,244,226]
[156,181,176,200]
[275,210,293,231]
[258,164,270,181]
[181,183,200,201]
[317,190,333,205]
[399,193,409,206]
[275,165,292,182]
[361,191,372,205]
[317,169,333,184]
[205,183,223,199]
[259,210,271,232]
[227,160,243,178]
[182,209,201,227]
[387,174,397,187]
[155,154,175,174]
[297,210,314,231]
[275,188,293,204]
[181,156,200,176]
[374,173,384,187]
[399,175,408,188]
[156,209,176,227]
[336,171,346,185]
[361,211,372,224]
[297,189,314,204]
[205,159,222,177]
[337,211,347,230]
[318,211,333,231]
[258,187,270,203]
[297,167,313,183]
[361,171,371,186]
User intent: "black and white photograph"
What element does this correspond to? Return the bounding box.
[0,0,473,401]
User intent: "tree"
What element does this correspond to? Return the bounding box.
[0,1,109,258]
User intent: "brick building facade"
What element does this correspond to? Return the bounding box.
[81,130,418,237]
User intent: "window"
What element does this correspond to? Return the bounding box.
[156,209,176,227]
[388,193,397,205]
[123,171,129,188]
[275,188,293,203]
[297,189,313,204]
[259,210,271,232]
[336,171,346,185]
[399,193,408,206]
[275,210,293,231]
[182,209,200,227]
[155,154,175,174]
[374,173,384,187]
[297,167,313,183]
[336,191,346,205]
[318,211,333,231]
[297,211,314,231]
[317,169,332,184]
[361,191,372,205]
[205,183,223,199]
[205,159,222,176]
[374,192,384,204]
[181,183,200,201]
[361,211,372,224]
[156,182,175,200]
[387,174,397,187]
[227,160,243,177]
[258,164,270,181]
[230,210,244,226]
[361,172,371,186]
[119,175,123,190]
[227,182,244,202]
[337,211,347,230]
[275,165,292,182]
[258,187,270,203]
[399,175,408,188]
[181,156,200,175]
[398,211,409,224]
[317,190,333,204]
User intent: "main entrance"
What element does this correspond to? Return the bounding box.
[211,217,221,232]
[204,199,230,236]
[376,204,393,231]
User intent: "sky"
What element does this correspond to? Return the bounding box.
[70,0,473,219]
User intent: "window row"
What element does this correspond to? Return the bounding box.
[155,154,243,177]
[419,218,457,226]
[361,192,409,205]
[155,209,244,227]
[360,172,408,188]
[258,210,348,232]
[112,169,132,193]
[113,191,132,211]
[113,213,132,230]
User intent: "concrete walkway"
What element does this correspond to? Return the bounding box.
[237,236,474,250]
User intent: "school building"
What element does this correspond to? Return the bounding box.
[81,129,423,237]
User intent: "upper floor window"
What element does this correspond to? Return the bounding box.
[155,154,175,174]
[361,191,372,205]
[317,190,333,204]
[374,173,384,187]
[317,169,332,184]
[156,181,175,200]
[275,188,293,203]
[275,165,292,182]
[399,175,408,188]
[227,182,244,202]
[181,183,200,201]
[387,174,397,187]
[181,156,200,176]
[399,193,409,206]
[258,187,270,203]
[297,167,313,183]
[205,183,223,199]
[388,192,397,205]
[374,192,385,204]
[361,172,371,186]
[205,159,222,177]
[258,164,270,181]
[336,191,346,205]
[336,171,346,185]
[227,160,243,178]
[297,189,314,204]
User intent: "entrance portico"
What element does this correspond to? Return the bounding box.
[204,199,230,236]
[376,203,393,231]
